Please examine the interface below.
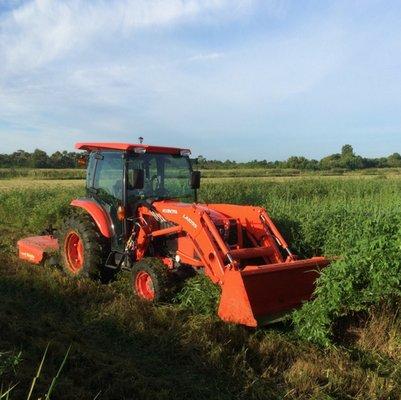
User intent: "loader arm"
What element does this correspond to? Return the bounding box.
[136,202,229,284]
[207,204,295,261]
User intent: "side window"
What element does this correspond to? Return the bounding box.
[127,154,158,196]
[93,152,123,201]
[164,156,191,195]
[146,156,158,187]
[127,158,141,188]
[86,153,96,189]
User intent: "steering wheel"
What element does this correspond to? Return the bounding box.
[150,174,161,192]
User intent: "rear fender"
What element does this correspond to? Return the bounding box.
[70,199,114,238]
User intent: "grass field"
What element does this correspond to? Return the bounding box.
[1,176,401,399]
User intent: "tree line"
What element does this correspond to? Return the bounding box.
[1,145,401,171]
[198,145,401,170]
[0,149,80,169]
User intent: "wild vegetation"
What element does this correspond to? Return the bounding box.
[1,176,401,398]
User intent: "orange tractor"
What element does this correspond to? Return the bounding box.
[18,142,329,327]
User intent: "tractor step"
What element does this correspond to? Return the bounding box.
[105,264,119,270]
[105,251,127,270]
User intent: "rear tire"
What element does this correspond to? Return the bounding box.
[131,258,171,302]
[59,212,110,278]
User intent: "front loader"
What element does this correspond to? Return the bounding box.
[18,142,329,327]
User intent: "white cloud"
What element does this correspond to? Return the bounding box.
[0,0,255,72]
[0,0,271,153]
[188,52,225,62]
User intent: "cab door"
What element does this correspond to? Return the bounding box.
[88,151,125,250]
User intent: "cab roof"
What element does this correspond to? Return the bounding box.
[75,142,190,155]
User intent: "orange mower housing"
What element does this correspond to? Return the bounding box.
[17,142,330,327]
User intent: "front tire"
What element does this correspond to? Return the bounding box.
[59,212,109,278]
[131,258,171,302]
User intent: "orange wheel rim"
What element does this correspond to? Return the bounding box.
[135,271,155,300]
[65,231,84,273]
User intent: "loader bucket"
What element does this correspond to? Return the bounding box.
[217,257,329,327]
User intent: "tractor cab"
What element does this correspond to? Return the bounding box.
[79,143,200,251]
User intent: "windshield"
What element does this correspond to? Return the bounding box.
[127,153,194,202]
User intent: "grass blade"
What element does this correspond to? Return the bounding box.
[0,384,18,399]
[93,391,102,400]
[44,345,71,400]
[27,343,49,400]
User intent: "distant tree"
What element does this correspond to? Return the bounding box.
[50,151,64,168]
[12,150,30,167]
[361,157,378,168]
[286,156,310,170]
[341,144,354,158]
[376,157,389,168]
[49,151,76,168]
[387,153,401,167]
[319,153,342,170]
[31,149,50,168]
[342,155,365,170]
[309,159,319,170]
[197,155,207,165]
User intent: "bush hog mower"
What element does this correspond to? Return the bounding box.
[18,142,329,327]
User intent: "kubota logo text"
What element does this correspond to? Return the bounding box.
[162,208,178,214]
[183,215,197,228]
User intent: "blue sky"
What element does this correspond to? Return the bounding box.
[1,0,401,161]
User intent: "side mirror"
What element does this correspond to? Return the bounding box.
[77,155,87,168]
[190,171,201,189]
[128,169,144,189]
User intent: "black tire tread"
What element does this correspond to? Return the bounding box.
[131,258,171,302]
[59,211,109,278]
